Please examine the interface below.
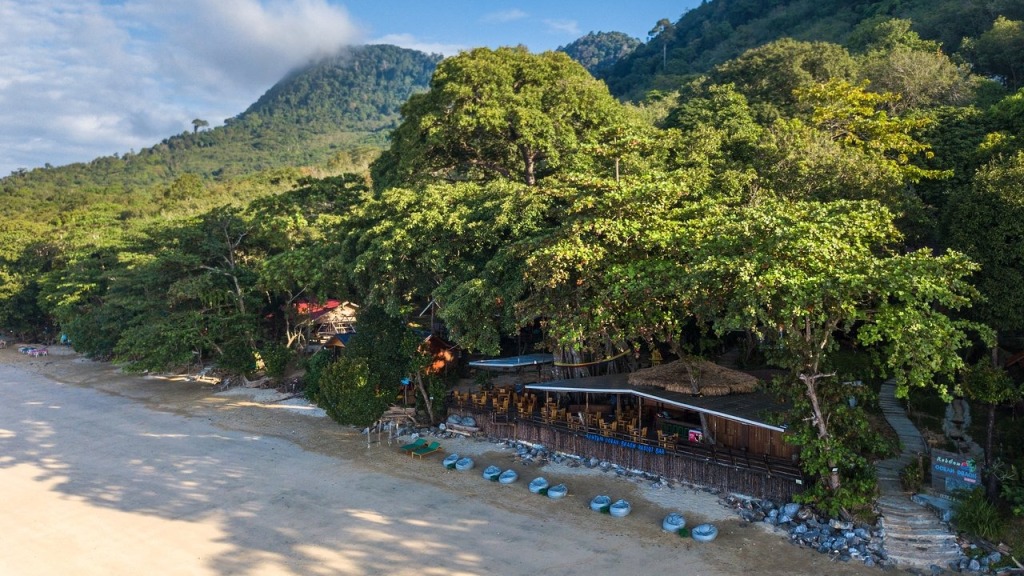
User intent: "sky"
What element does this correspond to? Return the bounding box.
[0,0,702,177]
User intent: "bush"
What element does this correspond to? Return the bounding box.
[303,350,333,403]
[953,488,1004,541]
[996,462,1024,517]
[260,343,292,378]
[900,455,924,492]
[316,355,390,427]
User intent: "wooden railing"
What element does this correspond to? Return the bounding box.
[449,398,805,502]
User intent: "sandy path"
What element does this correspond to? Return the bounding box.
[0,349,877,575]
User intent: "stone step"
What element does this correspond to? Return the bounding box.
[881,513,947,527]
[887,552,961,569]
[887,545,961,559]
[872,379,962,571]
[877,498,930,513]
[885,528,957,539]
[886,540,960,553]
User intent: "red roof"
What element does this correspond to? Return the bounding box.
[296,299,342,319]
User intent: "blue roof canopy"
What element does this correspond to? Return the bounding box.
[468,353,554,370]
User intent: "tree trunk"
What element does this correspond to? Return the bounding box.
[802,374,841,492]
[986,345,999,499]
[986,402,998,499]
[415,373,436,424]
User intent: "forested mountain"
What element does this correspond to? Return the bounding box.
[0,44,440,221]
[602,0,1024,100]
[556,31,641,75]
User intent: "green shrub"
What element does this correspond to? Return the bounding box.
[303,350,333,403]
[260,343,293,378]
[953,488,1004,541]
[996,462,1024,517]
[900,456,924,492]
[316,355,390,427]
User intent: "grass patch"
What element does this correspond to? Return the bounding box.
[1000,517,1024,564]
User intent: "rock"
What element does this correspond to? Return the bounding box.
[864,557,875,567]
[829,519,853,531]
[968,559,981,571]
[782,503,801,517]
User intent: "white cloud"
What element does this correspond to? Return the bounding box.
[481,9,528,23]
[369,33,466,56]
[0,0,363,175]
[543,18,580,37]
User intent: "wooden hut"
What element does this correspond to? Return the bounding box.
[310,301,359,342]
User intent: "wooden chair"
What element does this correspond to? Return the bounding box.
[657,431,678,449]
[565,412,579,431]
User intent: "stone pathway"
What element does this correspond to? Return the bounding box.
[874,379,962,570]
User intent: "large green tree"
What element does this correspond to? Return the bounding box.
[964,16,1024,90]
[680,199,985,513]
[945,152,1024,334]
[371,46,628,189]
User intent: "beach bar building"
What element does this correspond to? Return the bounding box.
[453,357,804,500]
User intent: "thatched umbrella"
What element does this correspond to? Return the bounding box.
[627,357,759,396]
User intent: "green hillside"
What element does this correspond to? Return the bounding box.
[556,31,641,75]
[0,44,440,220]
[602,0,1024,100]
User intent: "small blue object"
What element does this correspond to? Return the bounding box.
[529,477,549,494]
[662,513,686,532]
[498,469,518,484]
[400,377,411,386]
[482,465,501,481]
[547,484,568,499]
[609,499,631,518]
[590,495,611,512]
[691,523,719,542]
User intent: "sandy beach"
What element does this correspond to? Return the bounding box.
[0,346,877,575]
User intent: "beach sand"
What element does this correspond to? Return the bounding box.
[0,346,878,575]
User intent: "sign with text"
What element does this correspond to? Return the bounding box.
[931,449,981,493]
[584,433,666,455]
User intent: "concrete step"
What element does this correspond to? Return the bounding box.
[885,528,957,539]
[872,379,962,570]
[887,552,961,569]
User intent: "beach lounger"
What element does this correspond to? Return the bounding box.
[411,441,441,458]
[399,438,427,452]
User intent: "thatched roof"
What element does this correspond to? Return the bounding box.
[627,357,759,397]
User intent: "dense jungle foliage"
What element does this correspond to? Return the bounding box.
[602,0,1024,100]
[2,2,1024,518]
[556,31,642,75]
